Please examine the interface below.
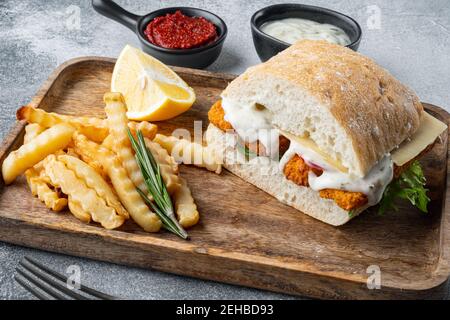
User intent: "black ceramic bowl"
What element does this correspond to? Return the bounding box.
[251,4,362,62]
[92,0,227,69]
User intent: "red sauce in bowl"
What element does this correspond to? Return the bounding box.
[144,10,218,49]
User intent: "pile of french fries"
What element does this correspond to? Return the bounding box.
[1,92,221,233]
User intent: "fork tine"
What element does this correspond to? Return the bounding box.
[24,257,117,300]
[14,274,51,300]
[19,259,88,300]
[16,267,68,300]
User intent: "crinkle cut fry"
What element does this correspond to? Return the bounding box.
[72,132,161,232]
[23,124,67,212]
[101,134,115,151]
[58,154,129,219]
[144,138,178,173]
[144,138,181,195]
[43,154,125,229]
[17,105,159,144]
[17,105,109,142]
[72,136,109,180]
[154,134,222,174]
[103,93,147,193]
[65,148,80,158]
[128,121,158,140]
[67,197,91,223]
[104,132,180,194]
[173,177,199,228]
[25,168,68,212]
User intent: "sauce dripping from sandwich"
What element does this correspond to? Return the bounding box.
[279,137,394,206]
[308,155,393,206]
[219,98,394,206]
[211,98,446,212]
[221,98,280,159]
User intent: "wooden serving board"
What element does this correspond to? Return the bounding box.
[1,57,449,300]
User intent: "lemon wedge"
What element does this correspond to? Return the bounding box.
[111,45,196,121]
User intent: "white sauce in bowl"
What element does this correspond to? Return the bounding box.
[260,18,351,46]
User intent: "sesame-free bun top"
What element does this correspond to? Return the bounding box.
[221,40,423,177]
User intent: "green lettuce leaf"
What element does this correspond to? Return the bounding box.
[378,161,430,215]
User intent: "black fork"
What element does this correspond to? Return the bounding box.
[14,256,119,300]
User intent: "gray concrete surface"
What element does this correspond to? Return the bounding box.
[0,0,449,300]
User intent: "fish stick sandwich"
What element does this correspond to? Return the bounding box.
[206,40,447,226]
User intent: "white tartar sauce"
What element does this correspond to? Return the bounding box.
[260,18,351,46]
[308,156,393,206]
[221,98,280,158]
[279,139,393,206]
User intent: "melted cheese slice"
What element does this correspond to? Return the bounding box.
[391,112,447,166]
[280,112,446,173]
[279,130,348,173]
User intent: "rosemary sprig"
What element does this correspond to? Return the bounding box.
[127,129,188,239]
